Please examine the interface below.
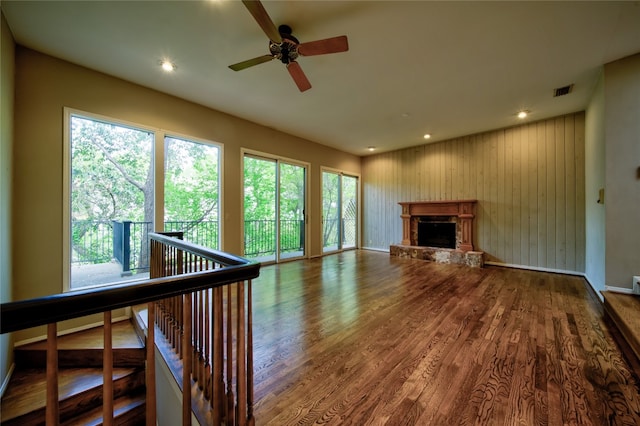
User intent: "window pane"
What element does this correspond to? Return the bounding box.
[70,116,153,289]
[342,175,357,248]
[244,156,276,261]
[164,137,219,249]
[279,163,305,259]
[322,171,340,252]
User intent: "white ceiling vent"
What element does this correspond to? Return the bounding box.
[554,84,574,97]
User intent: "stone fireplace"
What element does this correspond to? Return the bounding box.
[390,200,484,267]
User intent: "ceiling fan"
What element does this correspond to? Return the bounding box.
[229,0,349,92]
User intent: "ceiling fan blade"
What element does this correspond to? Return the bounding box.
[241,0,282,42]
[229,54,274,71]
[298,35,349,56]
[287,61,312,92]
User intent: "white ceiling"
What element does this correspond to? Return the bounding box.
[3,1,640,155]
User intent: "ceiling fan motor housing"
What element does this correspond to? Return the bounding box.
[269,29,299,64]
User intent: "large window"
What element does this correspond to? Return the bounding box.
[164,136,220,249]
[65,110,221,290]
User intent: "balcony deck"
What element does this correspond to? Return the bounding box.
[71,263,149,289]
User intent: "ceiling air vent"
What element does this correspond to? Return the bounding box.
[554,84,574,97]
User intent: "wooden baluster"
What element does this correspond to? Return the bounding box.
[177,295,183,358]
[236,281,247,425]
[150,240,157,278]
[182,293,192,426]
[212,287,223,426]
[163,241,167,274]
[247,280,255,426]
[146,302,157,426]
[46,323,59,426]
[177,246,183,275]
[196,289,201,385]
[170,296,176,349]
[163,298,169,346]
[171,296,177,351]
[192,291,199,385]
[226,284,235,425]
[103,311,113,426]
[203,288,212,401]
[198,290,205,390]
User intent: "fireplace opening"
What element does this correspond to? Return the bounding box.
[417,221,456,249]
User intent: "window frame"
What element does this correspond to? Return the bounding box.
[63,107,223,292]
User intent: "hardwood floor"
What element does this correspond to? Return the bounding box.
[251,250,640,425]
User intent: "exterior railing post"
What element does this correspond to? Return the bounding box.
[122,221,131,275]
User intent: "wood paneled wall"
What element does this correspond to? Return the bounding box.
[362,112,586,272]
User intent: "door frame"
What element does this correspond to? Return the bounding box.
[241,149,310,263]
[321,166,361,255]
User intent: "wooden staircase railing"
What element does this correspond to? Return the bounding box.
[0,232,260,425]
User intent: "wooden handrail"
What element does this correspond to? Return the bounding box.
[0,234,259,334]
[1,232,260,426]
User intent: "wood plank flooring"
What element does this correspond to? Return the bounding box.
[251,250,640,425]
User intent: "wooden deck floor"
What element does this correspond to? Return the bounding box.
[250,250,640,425]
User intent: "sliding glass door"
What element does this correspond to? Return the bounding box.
[322,170,359,253]
[244,154,307,263]
[279,162,306,260]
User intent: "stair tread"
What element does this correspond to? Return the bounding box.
[0,367,140,422]
[62,393,146,426]
[602,291,640,358]
[17,320,143,351]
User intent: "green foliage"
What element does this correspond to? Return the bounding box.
[164,137,219,222]
[244,156,276,222]
[243,156,306,258]
[322,172,358,248]
[70,116,221,271]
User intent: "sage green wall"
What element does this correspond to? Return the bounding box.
[604,53,640,290]
[1,11,15,392]
[11,47,360,342]
[362,113,586,273]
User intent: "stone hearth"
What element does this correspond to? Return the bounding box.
[390,244,484,267]
[390,200,484,267]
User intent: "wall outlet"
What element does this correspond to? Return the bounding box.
[634,276,640,295]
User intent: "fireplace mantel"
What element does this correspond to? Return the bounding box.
[399,200,477,251]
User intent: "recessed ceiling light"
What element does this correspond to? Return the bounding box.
[517,110,528,119]
[423,134,431,139]
[160,60,176,72]
[368,146,375,152]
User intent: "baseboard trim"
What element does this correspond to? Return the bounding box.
[605,285,636,295]
[0,362,15,399]
[484,261,583,276]
[362,247,390,253]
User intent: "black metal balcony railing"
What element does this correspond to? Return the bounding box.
[71,219,306,274]
[242,219,304,257]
